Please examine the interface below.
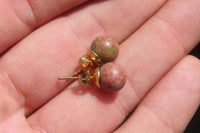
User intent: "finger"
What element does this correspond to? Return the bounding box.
[27,0,200,132]
[0,0,89,54]
[0,0,166,116]
[115,56,200,133]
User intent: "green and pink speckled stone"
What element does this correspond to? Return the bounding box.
[99,63,127,92]
[91,36,119,63]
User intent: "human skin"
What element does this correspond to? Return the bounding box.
[0,0,200,133]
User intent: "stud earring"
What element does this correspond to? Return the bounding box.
[58,36,127,92]
[58,62,127,92]
[73,36,120,77]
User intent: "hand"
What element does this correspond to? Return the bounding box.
[0,0,200,132]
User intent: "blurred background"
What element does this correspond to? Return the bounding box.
[184,43,200,133]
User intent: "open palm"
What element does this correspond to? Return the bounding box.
[0,0,200,132]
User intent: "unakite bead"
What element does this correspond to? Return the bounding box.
[99,63,127,92]
[91,36,119,63]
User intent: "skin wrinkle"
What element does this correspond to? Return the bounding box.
[26,0,38,29]
[122,79,140,107]
[90,0,127,36]
[154,16,187,54]
[61,12,109,57]
[8,0,36,31]
[26,0,60,26]
[119,0,168,43]
[86,0,129,42]
[32,126,47,133]
[2,71,26,108]
[54,0,63,14]
[112,86,138,126]
[86,10,106,36]
[142,101,176,133]
[112,0,129,19]
[113,97,129,118]
[30,107,49,133]
[0,71,26,122]
[64,15,101,53]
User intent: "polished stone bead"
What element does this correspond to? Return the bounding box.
[99,63,127,92]
[91,36,119,63]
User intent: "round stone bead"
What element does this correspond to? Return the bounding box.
[99,63,127,92]
[91,36,119,63]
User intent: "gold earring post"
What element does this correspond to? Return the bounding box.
[58,77,78,80]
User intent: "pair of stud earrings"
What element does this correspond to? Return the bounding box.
[58,36,127,92]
